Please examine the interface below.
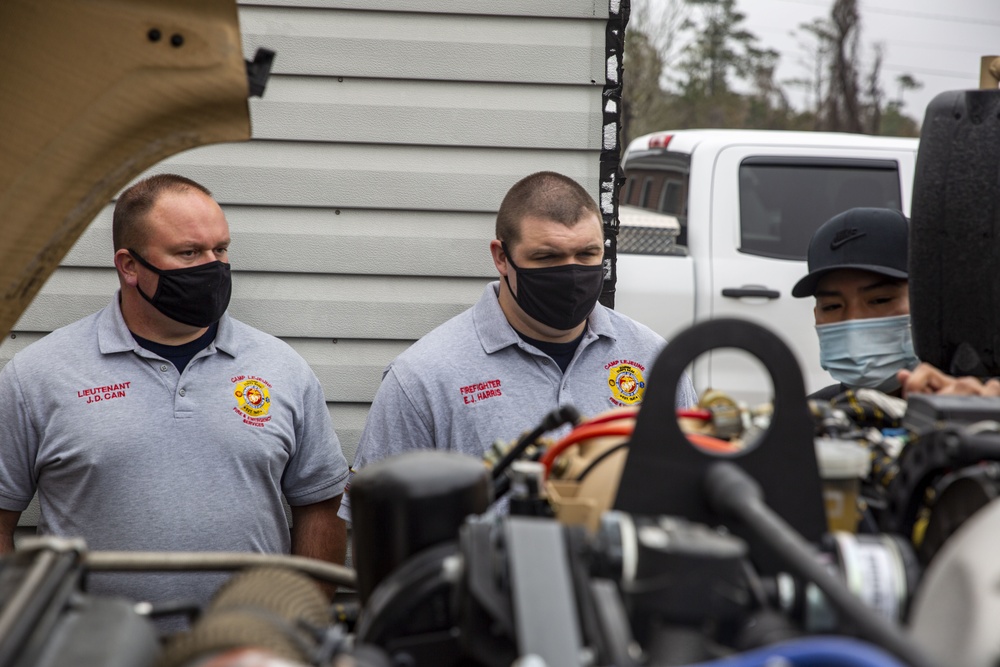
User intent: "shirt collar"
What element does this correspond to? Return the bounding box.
[97,292,237,358]
[473,281,617,354]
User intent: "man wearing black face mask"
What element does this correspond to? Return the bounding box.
[0,174,349,620]
[338,171,697,522]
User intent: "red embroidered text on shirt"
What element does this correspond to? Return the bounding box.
[459,379,502,405]
[76,381,131,405]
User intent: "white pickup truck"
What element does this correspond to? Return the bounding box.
[613,129,920,403]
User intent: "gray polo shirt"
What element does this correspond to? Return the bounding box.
[0,297,348,610]
[339,282,697,520]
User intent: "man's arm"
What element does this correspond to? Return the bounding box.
[0,509,22,554]
[338,365,436,524]
[290,494,347,565]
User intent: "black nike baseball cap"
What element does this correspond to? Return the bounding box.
[792,207,909,298]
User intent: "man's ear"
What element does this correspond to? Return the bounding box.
[114,249,139,287]
[489,240,509,277]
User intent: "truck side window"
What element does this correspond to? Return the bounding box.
[738,159,903,261]
[623,177,636,205]
[639,177,654,208]
[659,181,681,215]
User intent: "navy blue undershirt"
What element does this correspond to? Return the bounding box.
[517,328,586,373]
[132,323,218,373]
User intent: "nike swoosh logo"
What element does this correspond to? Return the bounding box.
[830,231,867,249]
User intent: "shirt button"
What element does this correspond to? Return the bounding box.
[179,389,186,397]
[160,364,169,372]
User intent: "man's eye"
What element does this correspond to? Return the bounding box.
[820,303,841,312]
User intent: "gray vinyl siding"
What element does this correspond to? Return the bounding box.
[2,1,610,479]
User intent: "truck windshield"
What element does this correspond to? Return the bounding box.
[738,158,903,261]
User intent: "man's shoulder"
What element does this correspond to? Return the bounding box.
[597,305,666,346]
[219,318,329,398]
[393,307,479,365]
[7,312,102,368]
[222,317,309,363]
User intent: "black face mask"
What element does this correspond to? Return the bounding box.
[502,243,604,331]
[129,249,232,328]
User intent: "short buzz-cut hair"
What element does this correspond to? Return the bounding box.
[495,171,602,247]
[112,173,213,252]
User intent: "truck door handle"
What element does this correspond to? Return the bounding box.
[722,287,780,299]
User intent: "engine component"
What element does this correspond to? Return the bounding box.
[814,438,872,533]
[616,317,828,573]
[704,462,936,667]
[158,567,330,667]
[349,450,491,603]
[879,395,1000,539]
[909,493,1000,667]
[544,409,635,532]
[0,537,159,667]
[826,532,920,625]
[917,462,1000,565]
[593,511,753,640]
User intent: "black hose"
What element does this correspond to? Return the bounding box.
[574,443,629,482]
[492,406,581,498]
[703,462,940,667]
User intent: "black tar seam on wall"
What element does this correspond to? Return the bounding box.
[600,0,630,309]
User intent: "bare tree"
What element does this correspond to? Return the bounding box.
[864,43,884,133]
[629,0,690,85]
[792,18,835,119]
[622,0,693,145]
[825,0,863,133]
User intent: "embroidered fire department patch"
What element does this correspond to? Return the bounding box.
[232,375,272,426]
[607,362,646,406]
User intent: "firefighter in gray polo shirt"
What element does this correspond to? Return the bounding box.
[339,171,697,521]
[0,174,349,621]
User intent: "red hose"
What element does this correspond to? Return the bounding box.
[583,407,640,425]
[540,422,634,475]
[685,432,741,454]
[677,408,713,421]
[541,409,741,477]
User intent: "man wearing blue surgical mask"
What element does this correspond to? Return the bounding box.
[792,207,919,401]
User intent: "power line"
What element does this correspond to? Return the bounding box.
[881,63,977,79]
[859,2,1000,28]
[765,0,1000,28]
[875,39,994,55]
[754,23,989,56]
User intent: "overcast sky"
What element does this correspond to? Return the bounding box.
[736,0,1000,121]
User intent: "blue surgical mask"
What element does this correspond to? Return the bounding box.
[816,314,920,390]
